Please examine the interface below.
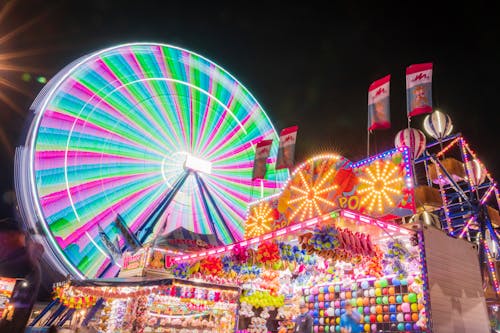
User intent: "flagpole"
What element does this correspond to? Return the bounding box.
[367,129,370,158]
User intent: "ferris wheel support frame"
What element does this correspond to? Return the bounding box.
[194,173,236,243]
[137,170,191,244]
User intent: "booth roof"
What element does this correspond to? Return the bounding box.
[69,276,172,287]
[67,277,240,291]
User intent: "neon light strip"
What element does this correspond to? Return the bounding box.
[458,216,476,239]
[434,162,454,234]
[350,147,401,168]
[340,209,410,234]
[484,239,500,296]
[436,136,460,158]
[459,137,476,191]
[480,186,495,205]
[495,187,500,216]
[417,230,432,332]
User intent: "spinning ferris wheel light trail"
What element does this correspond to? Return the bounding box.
[15,43,289,278]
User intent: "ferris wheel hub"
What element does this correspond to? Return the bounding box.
[184,154,212,175]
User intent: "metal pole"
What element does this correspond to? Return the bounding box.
[366,129,370,158]
[29,299,59,327]
[55,308,75,327]
[81,298,105,327]
[43,304,67,327]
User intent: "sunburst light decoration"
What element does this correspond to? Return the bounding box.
[245,201,276,238]
[279,155,351,225]
[244,148,415,233]
[352,147,415,218]
[357,160,403,212]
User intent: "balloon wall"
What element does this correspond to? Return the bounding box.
[301,277,425,333]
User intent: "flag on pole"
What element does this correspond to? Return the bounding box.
[276,126,298,170]
[406,62,433,117]
[252,139,273,180]
[368,74,391,131]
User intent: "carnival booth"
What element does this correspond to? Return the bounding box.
[151,147,430,333]
[49,277,240,333]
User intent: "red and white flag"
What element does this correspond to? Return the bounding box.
[252,139,273,180]
[275,126,298,170]
[368,75,391,131]
[406,63,433,117]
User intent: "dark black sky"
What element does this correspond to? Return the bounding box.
[1,0,499,218]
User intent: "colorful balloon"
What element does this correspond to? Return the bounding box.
[394,128,426,159]
[467,159,487,186]
[423,110,453,140]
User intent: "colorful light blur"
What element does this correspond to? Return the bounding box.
[358,159,403,213]
[245,201,274,239]
[18,43,289,278]
[244,147,415,236]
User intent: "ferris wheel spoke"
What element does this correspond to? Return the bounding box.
[47,87,170,158]
[86,61,175,150]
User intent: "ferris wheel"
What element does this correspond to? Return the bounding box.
[16,43,288,278]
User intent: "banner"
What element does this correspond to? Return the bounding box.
[252,139,273,180]
[275,126,298,170]
[368,74,391,130]
[406,62,433,117]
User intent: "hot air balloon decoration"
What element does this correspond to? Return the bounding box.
[395,128,426,160]
[423,110,453,140]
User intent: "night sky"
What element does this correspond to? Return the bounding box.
[1,0,499,220]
